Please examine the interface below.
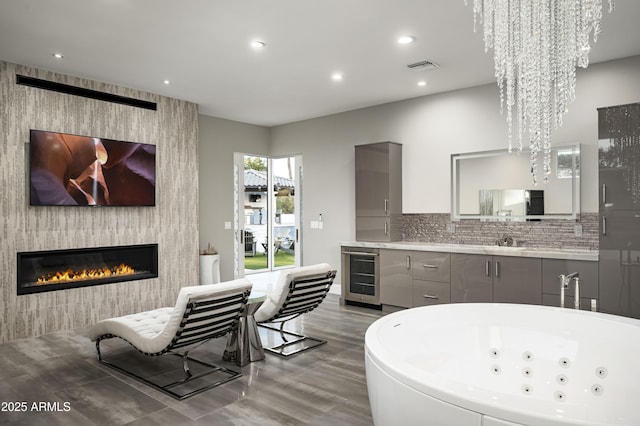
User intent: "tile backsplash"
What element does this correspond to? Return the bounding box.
[401,213,598,250]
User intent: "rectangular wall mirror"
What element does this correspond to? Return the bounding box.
[451,145,580,221]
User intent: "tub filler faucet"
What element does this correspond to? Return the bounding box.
[558,272,580,309]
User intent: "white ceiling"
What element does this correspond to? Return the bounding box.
[1,0,639,127]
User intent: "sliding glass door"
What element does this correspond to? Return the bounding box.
[234,153,302,277]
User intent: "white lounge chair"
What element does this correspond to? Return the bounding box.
[254,263,336,357]
[88,279,252,399]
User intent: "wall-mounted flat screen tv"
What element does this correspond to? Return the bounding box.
[29,130,156,206]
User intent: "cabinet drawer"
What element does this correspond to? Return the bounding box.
[412,252,450,282]
[413,280,450,306]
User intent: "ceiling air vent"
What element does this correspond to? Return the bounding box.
[406,60,439,71]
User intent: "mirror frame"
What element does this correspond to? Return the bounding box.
[451,144,580,221]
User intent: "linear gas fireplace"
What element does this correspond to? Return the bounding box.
[17,244,158,295]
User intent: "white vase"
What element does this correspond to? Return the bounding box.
[199,254,220,284]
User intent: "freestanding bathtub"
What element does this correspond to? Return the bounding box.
[365,303,640,426]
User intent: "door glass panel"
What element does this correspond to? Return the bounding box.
[350,255,376,296]
[243,155,269,272]
[272,157,296,269]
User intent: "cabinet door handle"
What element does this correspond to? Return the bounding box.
[495,261,500,278]
[384,199,389,213]
[384,221,388,235]
[602,216,607,236]
[602,184,607,205]
[406,255,411,270]
[485,260,491,277]
[423,294,439,300]
[423,264,438,269]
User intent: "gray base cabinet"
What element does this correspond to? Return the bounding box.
[411,251,451,306]
[374,247,598,313]
[599,250,640,318]
[380,250,450,309]
[542,258,598,309]
[451,254,493,302]
[413,280,450,306]
[493,256,542,304]
[542,294,597,311]
[451,254,541,305]
[379,249,412,308]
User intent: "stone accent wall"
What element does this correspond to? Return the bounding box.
[0,62,199,343]
[402,213,599,250]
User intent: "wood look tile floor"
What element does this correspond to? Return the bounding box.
[0,295,384,426]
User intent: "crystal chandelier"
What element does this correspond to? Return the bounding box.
[465,0,614,184]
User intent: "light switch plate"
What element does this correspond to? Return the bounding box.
[224,221,231,230]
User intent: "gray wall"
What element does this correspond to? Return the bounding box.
[198,115,270,281]
[268,56,640,276]
[0,62,199,343]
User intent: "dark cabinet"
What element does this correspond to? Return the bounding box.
[599,249,640,317]
[598,102,640,319]
[541,258,598,310]
[380,249,412,308]
[412,251,450,306]
[451,254,541,305]
[493,256,542,304]
[379,250,450,308]
[599,210,640,250]
[451,254,493,303]
[355,142,402,241]
[413,280,450,307]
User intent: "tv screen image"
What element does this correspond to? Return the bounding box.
[29,130,156,206]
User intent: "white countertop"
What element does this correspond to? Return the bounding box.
[340,241,598,261]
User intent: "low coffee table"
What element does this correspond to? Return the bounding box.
[223,291,266,366]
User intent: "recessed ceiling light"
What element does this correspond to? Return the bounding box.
[418,81,427,87]
[52,53,63,59]
[251,40,266,49]
[398,35,416,45]
[163,79,170,85]
[332,73,344,81]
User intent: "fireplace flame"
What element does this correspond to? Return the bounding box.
[36,263,136,285]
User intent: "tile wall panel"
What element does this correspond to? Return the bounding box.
[1,62,199,342]
[402,213,599,250]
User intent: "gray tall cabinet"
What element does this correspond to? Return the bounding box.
[355,142,402,241]
[598,102,640,319]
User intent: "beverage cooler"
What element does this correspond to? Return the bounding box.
[341,247,380,307]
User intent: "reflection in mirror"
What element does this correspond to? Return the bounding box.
[451,145,580,221]
[479,189,544,221]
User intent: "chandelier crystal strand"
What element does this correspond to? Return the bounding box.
[465,0,614,184]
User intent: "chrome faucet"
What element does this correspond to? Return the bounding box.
[558,272,580,309]
[496,234,514,247]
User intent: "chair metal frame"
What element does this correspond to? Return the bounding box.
[258,270,336,357]
[95,289,250,400]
